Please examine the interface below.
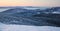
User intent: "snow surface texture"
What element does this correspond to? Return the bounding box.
[0,23,60,31]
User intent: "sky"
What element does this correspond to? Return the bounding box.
[0,0,60,7]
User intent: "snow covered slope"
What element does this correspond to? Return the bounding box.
[0,24,60,31]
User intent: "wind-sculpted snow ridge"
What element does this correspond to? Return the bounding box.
[0,7,60,27]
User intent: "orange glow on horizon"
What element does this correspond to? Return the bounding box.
[0,0,60,7]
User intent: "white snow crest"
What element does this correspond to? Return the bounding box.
[0,24,60,31]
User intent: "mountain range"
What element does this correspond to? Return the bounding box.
[0,6,60,27]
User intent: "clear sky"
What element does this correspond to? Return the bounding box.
[0,0,60,7]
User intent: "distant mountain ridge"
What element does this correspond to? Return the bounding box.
[0,7,60,27]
